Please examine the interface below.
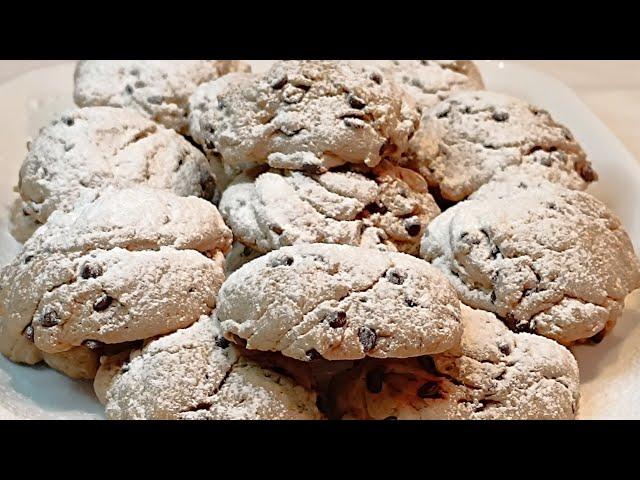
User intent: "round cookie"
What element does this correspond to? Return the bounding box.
[217,243,462,362]
[420,179,640,344]
[198,60,420,172]
[407,90,598,202]
[373,60,484,110]
[95,315,323,420]
[13,106,215,242]
[329,305,580,420]
[218,161,439,255]
[74,60,251,133]
[0,187,232,366]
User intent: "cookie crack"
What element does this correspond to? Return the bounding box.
[178,355,241,414]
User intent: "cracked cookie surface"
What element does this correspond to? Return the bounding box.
[372,60,484,110]
[329,305,579,420]
[217,243,462,362]
[198,60,420,172]
[13,106,215,242]
[407,90,597,201]
[0,187,231,366]
[420,179,640,344]
[95,315,323,420]
[219,161,439,255]
[74,60,250,133]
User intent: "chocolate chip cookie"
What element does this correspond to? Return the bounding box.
[217,243,462,362]
[218,161,439,255]
[198,60,420,172]
[95,315,323,420]
[329,305,580,420]
[13,106,215,242]
[0,187,232,369]
[407,90,597,201]
[420,179,640,344]
[74,60,250,133]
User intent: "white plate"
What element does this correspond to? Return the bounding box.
[0,61,639,419]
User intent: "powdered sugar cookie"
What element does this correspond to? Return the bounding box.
[13,106,215,242]
[217,243,462,362]
[420,180,640,344]
[329,305,579,420]
[218,161,439,255]
[0,187,231,367]
[407,90,597,201]
[96,315,323,420]
[74,60,250,133]
[199,60,420,172]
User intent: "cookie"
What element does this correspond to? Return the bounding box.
[95,315,323,420]
[420,179,640,344]
[406,90,598,202]
[13,106,215,242]
[198,60,420,172]
[218,161,439,255]
[217,243,462,362]
[74,60,250,133]
[329,305,580,420]
[0,187,231,366]
[373,60,484,110]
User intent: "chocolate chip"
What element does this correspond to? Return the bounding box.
[364,202,388,215]
[490,291,497,303]
[41,309,59,328]
[270,225,284,235]
[589,329,607,344]
[358,326,377,352]
[306,349,322,360]
[83,340,104,351]
[417,381,441,399]
[383,416,398,420]
[215,336,230,349]
[124,85,134,95]
[492,111,509,122]
[348,94,366,109]
[22,324,34,342]
[270,255,294,267]
[93,295,113,312]
[579,163,597,182]
[369,71,383,84]
[80,263,103,279]
[134,80,146,88]
[404,297,418,307]
[404,219,422,237]
[365,369,384,393]
[518,182,528,189]
[147,96,163,105]
[385,269,406,285]
[24,255,34,264]
[325,311,347,328]
[417,355,437,374]
[62,117,74,126]
[498,343,511,355]
[270,74,288,90]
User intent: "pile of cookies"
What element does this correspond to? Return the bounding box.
[1,60,639,420]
